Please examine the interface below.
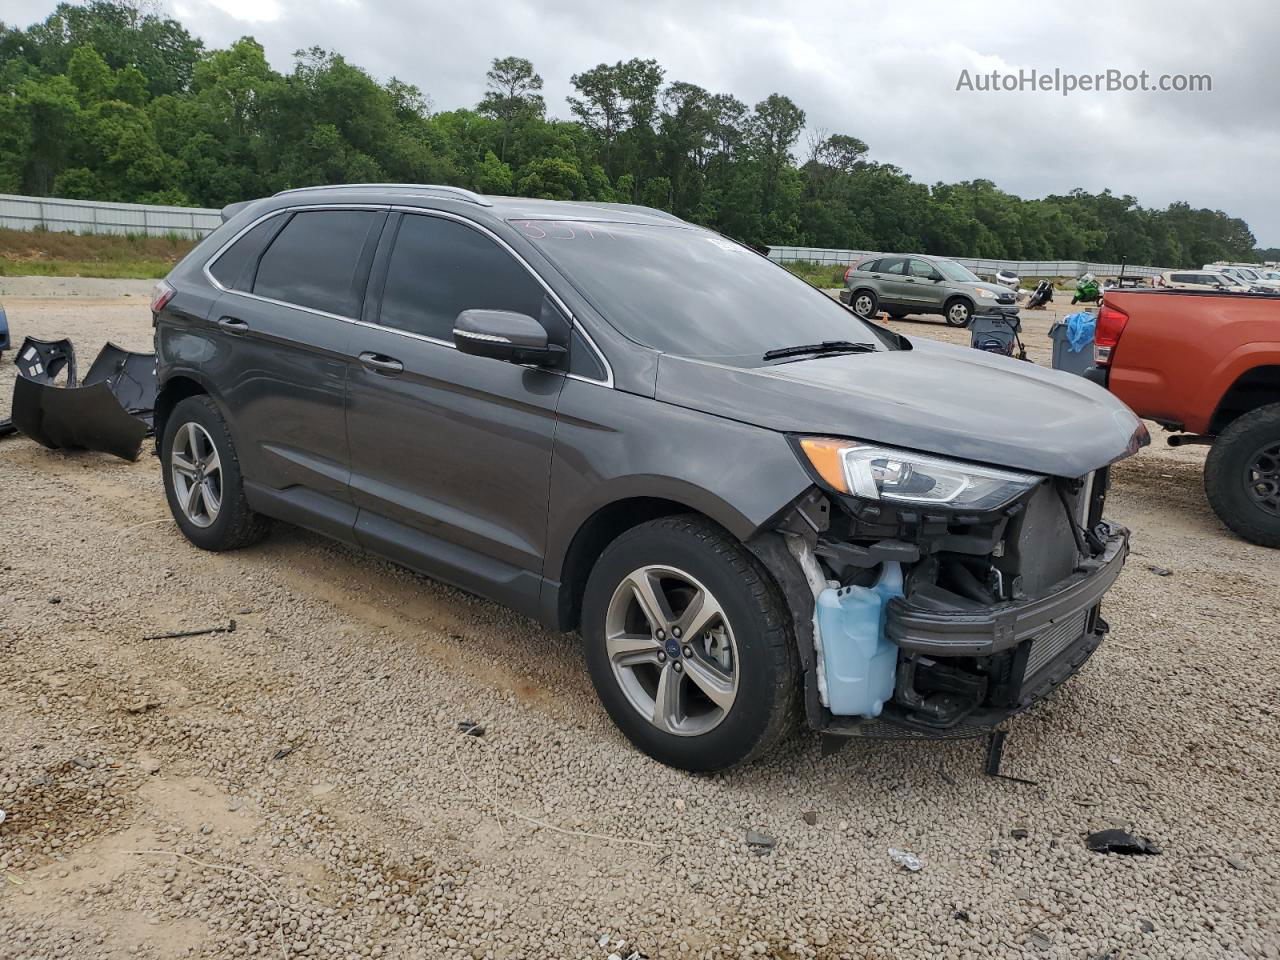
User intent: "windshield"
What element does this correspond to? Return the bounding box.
[1236,267,1261,281]
[933,259,981,283]
[512,219,892,364]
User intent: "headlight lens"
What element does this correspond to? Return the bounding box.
[975,287,997,299]
[798,438,1042,511]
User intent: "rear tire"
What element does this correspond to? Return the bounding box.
[161,395,271,551]
[581,516,798,771]
[850,289,878,319]
[888,310,909,320]
[1204,403,1280,547]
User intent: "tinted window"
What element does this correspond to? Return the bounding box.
[856,258,880,273]
[908,259,937,279]
[516,220,892,364]
[254,210,381,316]
[208,215,283,291]
[1170,274,1194,283]
[378,214,547,341]
[879,257,907,275]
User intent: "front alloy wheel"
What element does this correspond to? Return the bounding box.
[581,515,798,771]
[604,565,739,737]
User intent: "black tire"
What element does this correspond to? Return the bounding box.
[849,288,879,319]
[1071,295,1080,304]
[943,297,973,326]
[888,310,909,320]
[161,395,271,551]
[581,515,798,772]
[1204,403,1280,548]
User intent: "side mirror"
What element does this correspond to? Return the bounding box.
[453,309,566,367]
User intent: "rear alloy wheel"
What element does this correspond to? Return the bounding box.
[582,516,797,771]
[1204,402,1280,547]
[851,290,878,318]
[944,298,973,326]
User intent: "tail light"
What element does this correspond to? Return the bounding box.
[150,279,175,314]
[1093,302,1129,366]
[844,265,854,282]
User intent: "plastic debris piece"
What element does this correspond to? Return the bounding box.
[1147,565,1173,577]
[745,829,775,850]
[1085,828,1161,856]
[888,847,922,872]
[457,721,485,737]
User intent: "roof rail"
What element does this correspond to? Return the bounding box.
[271,183,492,207]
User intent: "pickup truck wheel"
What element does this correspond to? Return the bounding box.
[581,516,798,771]
[161,395,271,551]
[850,290,878,318]
[1204,402,1280,547]
[944,298,973,326]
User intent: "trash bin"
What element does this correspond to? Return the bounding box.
[969,310,1022,355]
[1049,311,1096,376]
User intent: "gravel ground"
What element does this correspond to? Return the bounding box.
[1,281,1278,960]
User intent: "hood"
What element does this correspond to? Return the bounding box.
[656,338,1148,478]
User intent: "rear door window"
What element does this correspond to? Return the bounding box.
[253,209,382,317]
[879,257,907,275]
[376,214,548,341]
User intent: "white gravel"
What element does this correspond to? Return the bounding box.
[1,281,1277,959]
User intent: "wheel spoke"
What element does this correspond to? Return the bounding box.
[675,588,723,641]
[171,452,197,478]
[185,422,202,461]
[200,478,221,516]
[682,655,736,711]
[606,632,661,667]
[652,664,682,733]
[202,445,221,476]
[185,478,204,518]
[625,570,675,632]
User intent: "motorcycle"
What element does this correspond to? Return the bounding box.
[1071,273,1101,305]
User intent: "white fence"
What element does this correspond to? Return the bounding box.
[0,193,221,239]
[767,245,1168,279]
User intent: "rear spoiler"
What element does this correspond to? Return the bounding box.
[220,200,254,223]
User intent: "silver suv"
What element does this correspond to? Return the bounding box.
[840,254,1017,326]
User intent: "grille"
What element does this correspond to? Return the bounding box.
[1024,610,1089,679]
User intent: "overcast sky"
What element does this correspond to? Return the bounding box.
[11,0,1278,245]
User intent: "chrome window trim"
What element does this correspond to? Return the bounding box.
[202,202,614,388]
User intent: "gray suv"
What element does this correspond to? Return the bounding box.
[152,184,1146,771]
[840,254,1018,326]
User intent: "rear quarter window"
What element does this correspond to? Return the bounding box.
[207,215,285,291]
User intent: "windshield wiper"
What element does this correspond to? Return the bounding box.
[762,340,877,362]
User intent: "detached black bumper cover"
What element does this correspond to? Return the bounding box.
[7,338,157,461]
[885,523,1129,657]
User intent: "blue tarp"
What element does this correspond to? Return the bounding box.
[1064,311,1095,352]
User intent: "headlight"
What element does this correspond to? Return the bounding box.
[975,287,998,299]
[797,438,1042,511]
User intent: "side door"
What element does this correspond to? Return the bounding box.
[871,256,913,307]
[907,258,947,308]
[344,210,568,617]
[204,206,386,542]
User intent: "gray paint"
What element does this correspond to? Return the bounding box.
[655,337,1147,479]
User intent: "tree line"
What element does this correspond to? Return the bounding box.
[0,1,1264,267]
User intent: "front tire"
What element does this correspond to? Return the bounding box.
[944,297,973,326]
[161,395,270,551]
[581,516,798,771]
[1204,403,1280,547]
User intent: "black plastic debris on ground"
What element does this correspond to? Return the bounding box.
[457,721,486,737]
[6,336,157,460]
[1085,828,1162,855]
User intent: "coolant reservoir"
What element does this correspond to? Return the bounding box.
[816,562,903,717]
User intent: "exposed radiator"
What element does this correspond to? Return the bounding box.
[1024,610,1090,679]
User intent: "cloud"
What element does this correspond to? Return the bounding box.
[7,0,1278,245]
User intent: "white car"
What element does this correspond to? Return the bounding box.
[1202,265,1280,292]
[1159,270,1250,293]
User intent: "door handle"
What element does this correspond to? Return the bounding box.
[359,351,404,375]
[218,316,250,333]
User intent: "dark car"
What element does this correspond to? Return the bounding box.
[151,184,1147,771]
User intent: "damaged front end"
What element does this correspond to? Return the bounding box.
[756,439,1129,741]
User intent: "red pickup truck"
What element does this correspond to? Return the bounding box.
[1091,288,1280,546]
